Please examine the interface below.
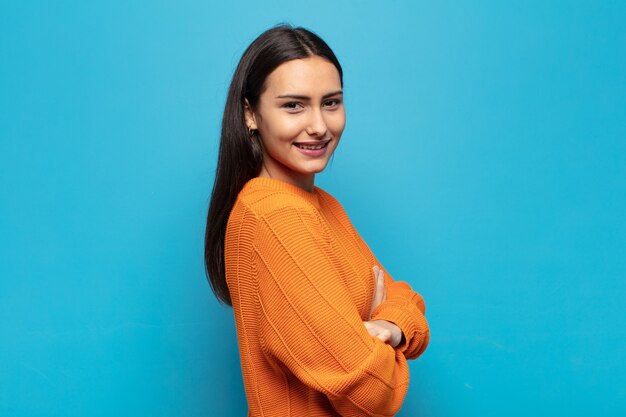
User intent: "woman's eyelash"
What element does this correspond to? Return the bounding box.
[281,99,341,110]
[282,102,302,109]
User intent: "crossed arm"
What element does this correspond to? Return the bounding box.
[254,206,429,416]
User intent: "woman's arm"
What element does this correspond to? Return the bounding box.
[254,206,409,417]
[369,264,430,360]
[319,191,430,360]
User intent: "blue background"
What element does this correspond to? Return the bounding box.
[1,1,625,416]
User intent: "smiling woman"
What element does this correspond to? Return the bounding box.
[244,56,345,191]
[204,24,429,416]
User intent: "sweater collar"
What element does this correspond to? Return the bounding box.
[246,177,321,209]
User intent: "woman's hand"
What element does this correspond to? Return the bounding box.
[363,266,403,347]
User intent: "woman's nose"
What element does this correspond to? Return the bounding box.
[305,108,328,137]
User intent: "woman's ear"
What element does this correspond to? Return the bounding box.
[244,99,258,130]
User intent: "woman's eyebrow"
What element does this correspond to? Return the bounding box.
[275,90,343,100]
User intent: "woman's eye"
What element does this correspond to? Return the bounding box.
[282,102,303,111]
[323,99,341,109]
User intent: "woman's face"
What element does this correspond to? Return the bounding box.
[245,55,345,190]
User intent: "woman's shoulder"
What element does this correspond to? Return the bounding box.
[314,186,343,208]
[235,177,321,218]
[314,186,361,236]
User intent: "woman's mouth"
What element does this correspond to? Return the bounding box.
[293,140,331,156]
[293,141,330,150]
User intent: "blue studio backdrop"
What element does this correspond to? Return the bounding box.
[1,1,625,416]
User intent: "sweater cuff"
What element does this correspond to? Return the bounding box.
[370,299,429,359]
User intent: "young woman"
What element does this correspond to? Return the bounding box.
[205,25,429,416]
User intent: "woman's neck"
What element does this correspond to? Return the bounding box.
[258,165,315,193]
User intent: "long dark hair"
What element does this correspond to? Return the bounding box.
[205,24,344,305]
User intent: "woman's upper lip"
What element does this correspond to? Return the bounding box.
[293,138,332,145]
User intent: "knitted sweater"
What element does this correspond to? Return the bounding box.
[224,177,430,417]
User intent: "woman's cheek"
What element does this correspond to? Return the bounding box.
[282,120,305,139]
[329,113,346,134]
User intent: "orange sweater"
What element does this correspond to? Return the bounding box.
[225,177,429,417]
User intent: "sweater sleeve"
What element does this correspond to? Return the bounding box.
[356,243,430,360]
[254,206,409,417]
[369,269,430,360]
[323,194,430,360]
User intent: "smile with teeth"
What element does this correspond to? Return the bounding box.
[293,141,330,150]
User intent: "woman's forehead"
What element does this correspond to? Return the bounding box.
[264,56,342,97]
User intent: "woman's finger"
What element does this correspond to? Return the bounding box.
[376,329,391,343]
[375,267,385,305]
[370,266,385,317]
[363,321,373,334]
[363,320,385,340]
[378,268,386,304]
[363,321,380,338]
[364,320,402,347]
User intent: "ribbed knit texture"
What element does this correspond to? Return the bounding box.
[224,177,430,417]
